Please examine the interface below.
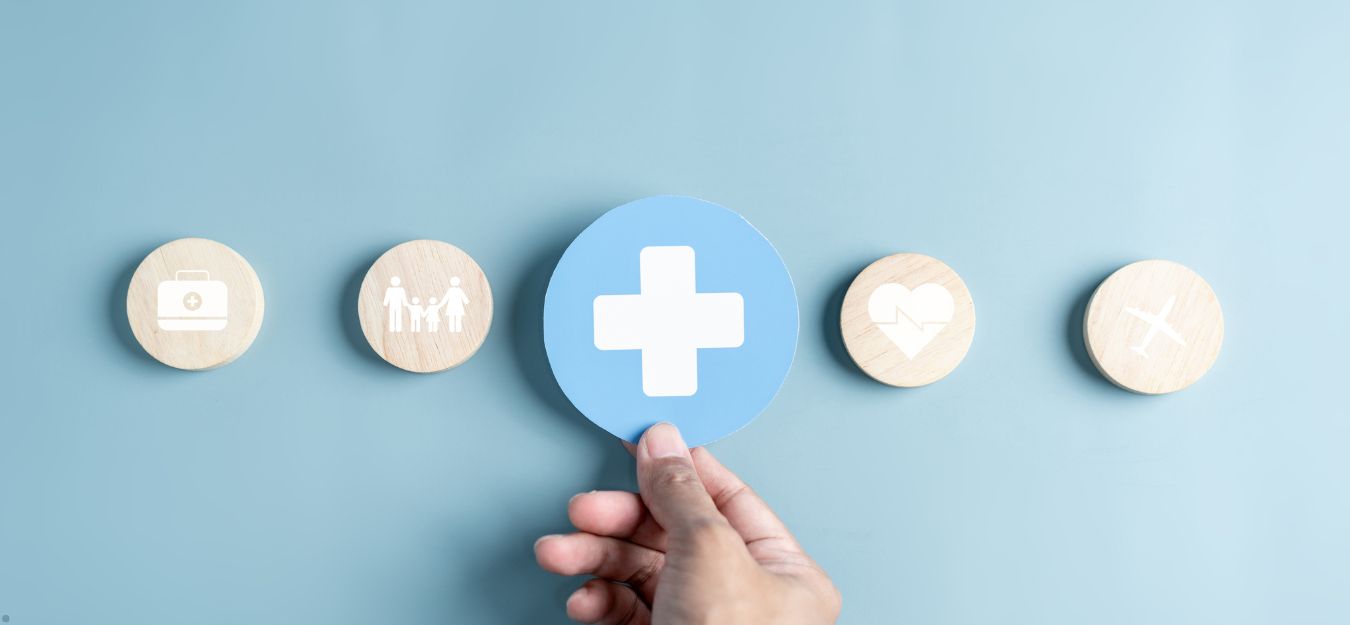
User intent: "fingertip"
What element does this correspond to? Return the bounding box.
[533,534,559,564]
[566,579,612,623]
[567,490,596,511]
[567,583,591,605]
[639,422,689,460]
[567,491,603,528]
[534,534,562,551]
[568,491,654,544]
[534,534,580,574]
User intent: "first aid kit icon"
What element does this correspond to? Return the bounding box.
[158,270,229,331]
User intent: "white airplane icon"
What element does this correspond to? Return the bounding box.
[1124,295,1186,358]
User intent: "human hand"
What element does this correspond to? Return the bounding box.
[535,423,841,625]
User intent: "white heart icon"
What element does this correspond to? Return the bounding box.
[867,283,955,359]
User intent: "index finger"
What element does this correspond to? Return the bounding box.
[568,490,668,552]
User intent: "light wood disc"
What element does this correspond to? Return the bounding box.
[1084,259,1223,394]
[126,237,265,370]
[840,253,976,387]
[357,240,493,373]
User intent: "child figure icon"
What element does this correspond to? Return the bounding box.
[407,296,426,332]
[382,276,470,334]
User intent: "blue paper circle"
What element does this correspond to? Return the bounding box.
[544,196,799,447]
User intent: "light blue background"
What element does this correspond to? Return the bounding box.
[544,196,799,447]
[1,1,1347,624]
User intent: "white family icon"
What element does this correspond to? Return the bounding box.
[593,246,745,397]
[1123,295,1186,358]
[382,276,470,334]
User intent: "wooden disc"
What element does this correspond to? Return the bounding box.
[357,240,493,373]
[1084,260,1224,394]
[840,253,976,387]
[126,237,266,370]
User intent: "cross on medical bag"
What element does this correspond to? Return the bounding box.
[158,270,229,331]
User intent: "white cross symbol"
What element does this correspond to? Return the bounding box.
[593,246,745,397]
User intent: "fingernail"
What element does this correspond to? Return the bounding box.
[568,585,590,605]
[568,490,595,505]
[534,534,561,549]
[644,422,688,459]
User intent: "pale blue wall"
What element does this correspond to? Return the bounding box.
[2,1,1347,623]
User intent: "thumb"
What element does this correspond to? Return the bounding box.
[635,423,728,538]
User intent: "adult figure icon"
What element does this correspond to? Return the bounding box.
[382,276,409,332]
[441,276,470,333]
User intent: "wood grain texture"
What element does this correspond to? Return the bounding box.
[1084,259,1224,394]
[357,240,493,373]
[840,253,976,387]
[126,237,265,370]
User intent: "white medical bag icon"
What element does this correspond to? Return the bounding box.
[157,270,229,331]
